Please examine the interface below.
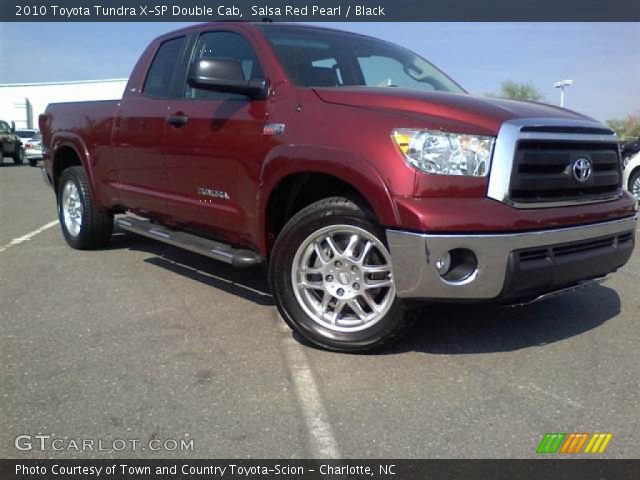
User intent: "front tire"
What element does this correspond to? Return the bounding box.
[57,166,113,249]
[269,197,409,352]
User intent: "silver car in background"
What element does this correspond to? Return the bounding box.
[16,130,43,167]
[623,151,640,201]
[15,129,37,145]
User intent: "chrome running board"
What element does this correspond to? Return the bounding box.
[117,217,263,268]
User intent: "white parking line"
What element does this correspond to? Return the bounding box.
[276,314,340,459]
[0,220,58,254]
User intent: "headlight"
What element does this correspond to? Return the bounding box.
[392,129,495,177]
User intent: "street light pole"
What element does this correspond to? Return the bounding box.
[553,79,573,107]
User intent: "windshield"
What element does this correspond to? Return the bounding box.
[16,130,37,138]
[258,25,464,94]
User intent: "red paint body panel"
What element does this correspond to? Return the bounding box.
[43,100,120,207]
[112,94,172,217]
[40,22,634,258]
[394,193,637,233]
[163,97,269,247]
[313,87,593,134]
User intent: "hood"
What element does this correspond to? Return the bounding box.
[312,87,594,135]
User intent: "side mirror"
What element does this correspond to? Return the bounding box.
[187,59,268,100]
[10,121,16,133]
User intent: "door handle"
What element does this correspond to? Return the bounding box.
[167,115,189,128]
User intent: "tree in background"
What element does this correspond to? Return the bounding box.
[606,112,640,139]
[487,81,544,102]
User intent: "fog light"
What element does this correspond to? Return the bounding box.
[435,253,452,275]
[438,248,479,284]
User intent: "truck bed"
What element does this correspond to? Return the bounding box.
[42,100,119,150]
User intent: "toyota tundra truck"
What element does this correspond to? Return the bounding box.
[40,23,637,352]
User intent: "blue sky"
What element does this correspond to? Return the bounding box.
[1,22,638,121]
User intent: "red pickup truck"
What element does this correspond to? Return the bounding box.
[40,22,637,351]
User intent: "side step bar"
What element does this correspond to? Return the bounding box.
[116,217,263,268]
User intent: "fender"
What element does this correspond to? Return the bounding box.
[50,131,95,192]
[257,144,401,254]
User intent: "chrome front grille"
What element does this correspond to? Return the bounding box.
[509,140,621,203]
[487,118,623,208]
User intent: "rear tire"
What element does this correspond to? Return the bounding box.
[57,166,113,249]
[29,158,38,167]
[269,197,410,352]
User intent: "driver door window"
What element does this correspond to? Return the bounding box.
[185,31,264,99]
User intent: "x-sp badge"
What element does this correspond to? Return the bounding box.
[263,123,285,136]
[572,157,592,182]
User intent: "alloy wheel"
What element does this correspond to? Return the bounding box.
[61,181,83,237]
[291,225,395,333]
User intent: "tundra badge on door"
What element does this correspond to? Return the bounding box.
[197,187,230,200]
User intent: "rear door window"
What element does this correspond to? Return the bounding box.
[143,36,186,98]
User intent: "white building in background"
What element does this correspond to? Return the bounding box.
[0,78,127,129]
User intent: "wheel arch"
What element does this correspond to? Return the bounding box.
[50,132,98,199]
[259,146,401,255]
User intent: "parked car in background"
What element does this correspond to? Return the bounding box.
[0,119,23,165]
[623,151,640,201]
[620,137,640,162]
[15,128,38,145]
[23,132,43,167]
[620,137,640,201]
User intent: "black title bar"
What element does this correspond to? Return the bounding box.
[2,0,640,22]
[2,459,640,480]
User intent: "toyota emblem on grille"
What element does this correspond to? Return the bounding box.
[572,157,592,182]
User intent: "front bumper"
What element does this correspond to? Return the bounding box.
[387,216,636,303]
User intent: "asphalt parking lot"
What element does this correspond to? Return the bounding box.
[1,163,639,459]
